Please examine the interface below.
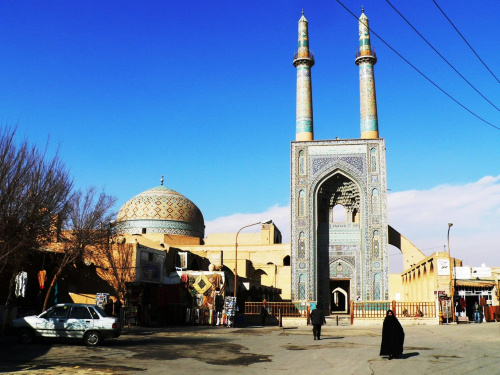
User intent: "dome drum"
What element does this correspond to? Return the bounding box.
[116,219,204,238]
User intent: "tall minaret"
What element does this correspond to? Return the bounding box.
[293,10,315,142]
[355,8,379,139]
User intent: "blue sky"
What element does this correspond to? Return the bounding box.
[1,1,499,271]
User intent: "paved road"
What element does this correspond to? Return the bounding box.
[1,322,499,374]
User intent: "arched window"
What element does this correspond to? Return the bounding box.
[373,230,380,258]
[299,150,305,175]
[298,274,307,300]
[298,232,306,258]
[283,255,290,266]
[352,208,359,223]
[299,190,306,217]
[371,148,377,172]
[373,273,381,300]
[190,259,200,271]
[331,204,347,222]
[371,188,379,214]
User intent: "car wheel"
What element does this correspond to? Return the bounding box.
[19,328,34,344]
[84,331,101,346]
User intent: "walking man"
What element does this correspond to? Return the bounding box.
[310,305,326,340]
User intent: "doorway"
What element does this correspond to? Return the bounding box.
[330,279,350,313]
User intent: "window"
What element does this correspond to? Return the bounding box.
[299,150,305,175]
[283,255,291,266]
[90,306,103,319]
[371,148,377,172]
[299,190,306,216]
[44,305,70,319]
[69,306,92,320]
[331,204,347,222]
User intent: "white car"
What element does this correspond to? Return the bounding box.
[12,303,121,346]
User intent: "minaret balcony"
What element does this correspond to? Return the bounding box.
[355,47,377,65]
[293,49,315,66]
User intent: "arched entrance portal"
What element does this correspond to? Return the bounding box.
[330,281,350,313]
[316,172,361,311]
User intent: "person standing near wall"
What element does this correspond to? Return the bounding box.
[473,302,481,323]
[310,306,326,340]
[114,298,123,319]
[260,299,268,326]
[104,297,114,316]
[214,290,224,326]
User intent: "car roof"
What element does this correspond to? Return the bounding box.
[51,303,97,308]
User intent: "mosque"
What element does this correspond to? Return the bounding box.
[73,9,499,322]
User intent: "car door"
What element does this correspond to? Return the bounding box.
[66,306,94,338]
[36,305,70,337]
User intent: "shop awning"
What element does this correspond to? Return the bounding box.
[455,280,496,288]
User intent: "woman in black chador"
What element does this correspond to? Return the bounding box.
[380,310,405,359]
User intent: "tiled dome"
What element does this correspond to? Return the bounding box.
[116,186,204,238]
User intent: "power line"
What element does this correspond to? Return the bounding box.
[335,0,500,131]
[386,0,500,112]
[432,0,500,85]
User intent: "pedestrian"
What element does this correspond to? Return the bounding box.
[380,310,405,359]
[114,298,123,318]
[310,305,326,340]
[214,290,224,326]
[473,302,481,323]
[260,300,268,326]
[104,297,114,316]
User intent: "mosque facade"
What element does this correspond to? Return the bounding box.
[290,10,389,312]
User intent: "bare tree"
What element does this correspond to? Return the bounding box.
[0,126,73,307]
[89,237,136,303]
[42,187,116,311]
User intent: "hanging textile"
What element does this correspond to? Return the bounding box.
[15,271,27,298]
[193,272,211,295]
[210,274,222,290]
[180,273,189,289]
[38,270,47,289]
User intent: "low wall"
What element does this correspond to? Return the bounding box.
[353,317,439,326]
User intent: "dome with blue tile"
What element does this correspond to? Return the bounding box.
[116,185,205,238]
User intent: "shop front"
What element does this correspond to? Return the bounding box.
[455,280,496,322]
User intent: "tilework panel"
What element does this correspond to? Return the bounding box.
[291,139,389,304]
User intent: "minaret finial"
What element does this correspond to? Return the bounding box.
[362,5,364,13]
[160,175,164,186]
[293,11,315,142]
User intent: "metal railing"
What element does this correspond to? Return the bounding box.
[293,50,315,61]
[245,302,304,317]
[352,301,436,320]
[245,301,436,323]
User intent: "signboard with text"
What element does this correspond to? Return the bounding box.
[437,259,450,276]
[455,267,471,279]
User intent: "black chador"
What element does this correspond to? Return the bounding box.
[380,310,405,359]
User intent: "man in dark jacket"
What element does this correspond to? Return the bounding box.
[310,306,326,340]
[104,297,114,316]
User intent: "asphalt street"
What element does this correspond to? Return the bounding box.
[0,321,499,374]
